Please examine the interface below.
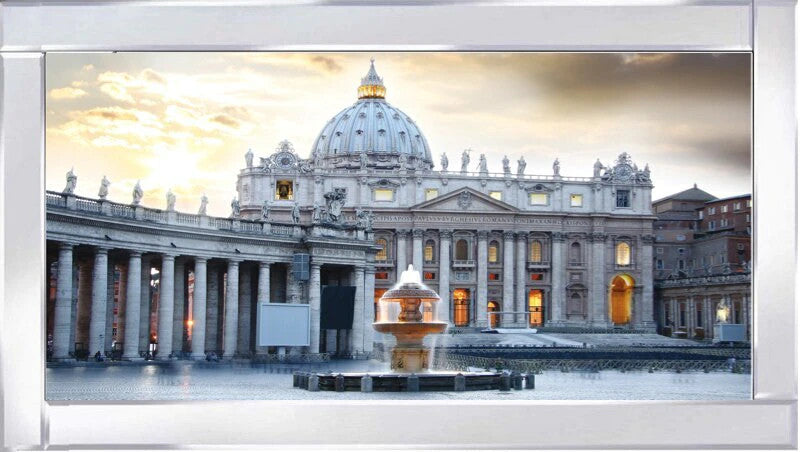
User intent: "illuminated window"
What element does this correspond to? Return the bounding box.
[488,241,499,263]
[375,272,389,280]
[455,239,469,260]
[376,238,388,261]
[529,240,542,263]
[424,240,435,263]
[489,191,502,201]
[615,242,631,266]
[530,273,544,281]
[488,272,501,281]
[373,189,394,202]
[275,180,294,200]
[528,289,543,327]
[425,189,439,200]
[423,271,436,280]
[529,193,548,205]
[570,194,583,207]
[616,190,630,208]
[453,289,470,326]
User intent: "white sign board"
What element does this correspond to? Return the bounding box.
[257,303,310,347]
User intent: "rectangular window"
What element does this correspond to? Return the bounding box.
[489,191,503,201]
[529,193,548,205]
[375,272,389,280]
[615,190,630,208]
[275,180,294,200]
[708,207,716,215]
[709,220,715,230]
[720,219,728,227]
[530,273,544,281]
[373,189,394,202]
[746,214,750,223]
[747,199,752,207]
[488,272,501,281]
[423,271,436,280]
[656,259,663,269]
[696,305,703,327]
[734,202,742,210]
[656,247,663,254]
[424,244,434,262]
[425,188,439,201]
[698,211,704,219]
[570,194,583,207]
[678,259,685,270]
[721,205,728,213]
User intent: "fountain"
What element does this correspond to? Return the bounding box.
[373,265,448,372]
[294,265,511,392]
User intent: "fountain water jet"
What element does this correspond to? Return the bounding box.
[373,265,448,372]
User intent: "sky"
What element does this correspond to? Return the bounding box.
[46,52,751,217]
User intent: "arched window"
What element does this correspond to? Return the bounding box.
[455,239,469,261]
[488,241,500,263]
[616,242,631,266]
[424,240,435,263]
[376,238,388,261]
[530,240,543,263]
[569,242,581,264]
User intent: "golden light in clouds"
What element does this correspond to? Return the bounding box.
[46,52,751,216]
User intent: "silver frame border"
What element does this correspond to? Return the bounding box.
[0,0,796,450]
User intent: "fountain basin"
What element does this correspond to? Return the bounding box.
[295,371,506,392]
[373,322,448,342]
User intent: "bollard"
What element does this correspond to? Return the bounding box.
[407,373,420,392]
[360,375,373,393]
[512,372,523,391]
[335,373,345,392]
[300,372,308,389]
[454,373,466,392]
[292,372,299,388]
[524,372,535,390]
[308,374,319,392]
[499,372,511,391]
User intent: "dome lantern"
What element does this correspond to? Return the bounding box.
[357,58,386,99]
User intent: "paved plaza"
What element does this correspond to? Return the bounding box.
[46,359,750,401]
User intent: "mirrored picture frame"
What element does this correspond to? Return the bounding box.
[0,0,795,449]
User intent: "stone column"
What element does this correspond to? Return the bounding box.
[223,260,240,359]
[502,231,515,325]
[412,228,424,271]
[205,265,219,352]
[171,258,186,354]
[104,259,116,353]
[396,229,408,273]
[591,233,607,326]
[190,258,208,359]
[363,267,375,353]
[640,235,655,330]
[138,256,152,354]
[237,264,252,356]
[309,263,322,353]
[76,261,92,347]
[53,243,75,360]
[550,232,565,325]
[122,252,142,360]
[88,247,109,355]
[515,233,527,326]
[255,261,271,353]
[116,261,128,350]
[350,266,366,354]
[438,230,451,324]
[476,231,489,327]
[156,254,176,359]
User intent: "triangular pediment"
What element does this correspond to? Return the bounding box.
[410,187,518,213]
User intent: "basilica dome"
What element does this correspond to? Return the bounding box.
[310,60,433,168]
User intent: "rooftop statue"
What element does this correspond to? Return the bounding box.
[291,201,301,225]
[460,149,471,174]
[98,175,110,200]
[132,180,143,205]
[553,158,561,176]
[260,157,272,173]
[440,153,448,172]
[502,155,511,176]
[517,156,526,176]
[63,168,77,194]
[594,158,604,177]
[312,203,322,224]
[198,194,208,215]
[477,153,488,174]
[245,148,254,168]
[360,152,368,169]
[230,197,240,218]
[261,200,271,221]
[166,189,176,211]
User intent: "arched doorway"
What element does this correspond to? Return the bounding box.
[528,289,543,327]
[487,301,500,328]
[609,274,634,325]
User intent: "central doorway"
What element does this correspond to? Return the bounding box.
[487,301,500,328]
[528,289,543,327]
[453,288,470,327]
[609,274,634,325]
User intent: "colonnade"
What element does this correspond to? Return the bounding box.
[660,292,750,339]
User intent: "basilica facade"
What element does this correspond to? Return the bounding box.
[45,60,657,361]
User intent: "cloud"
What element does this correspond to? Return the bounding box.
[49,86,88,100]
[99,82,136,104]
[82,64,94,71]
